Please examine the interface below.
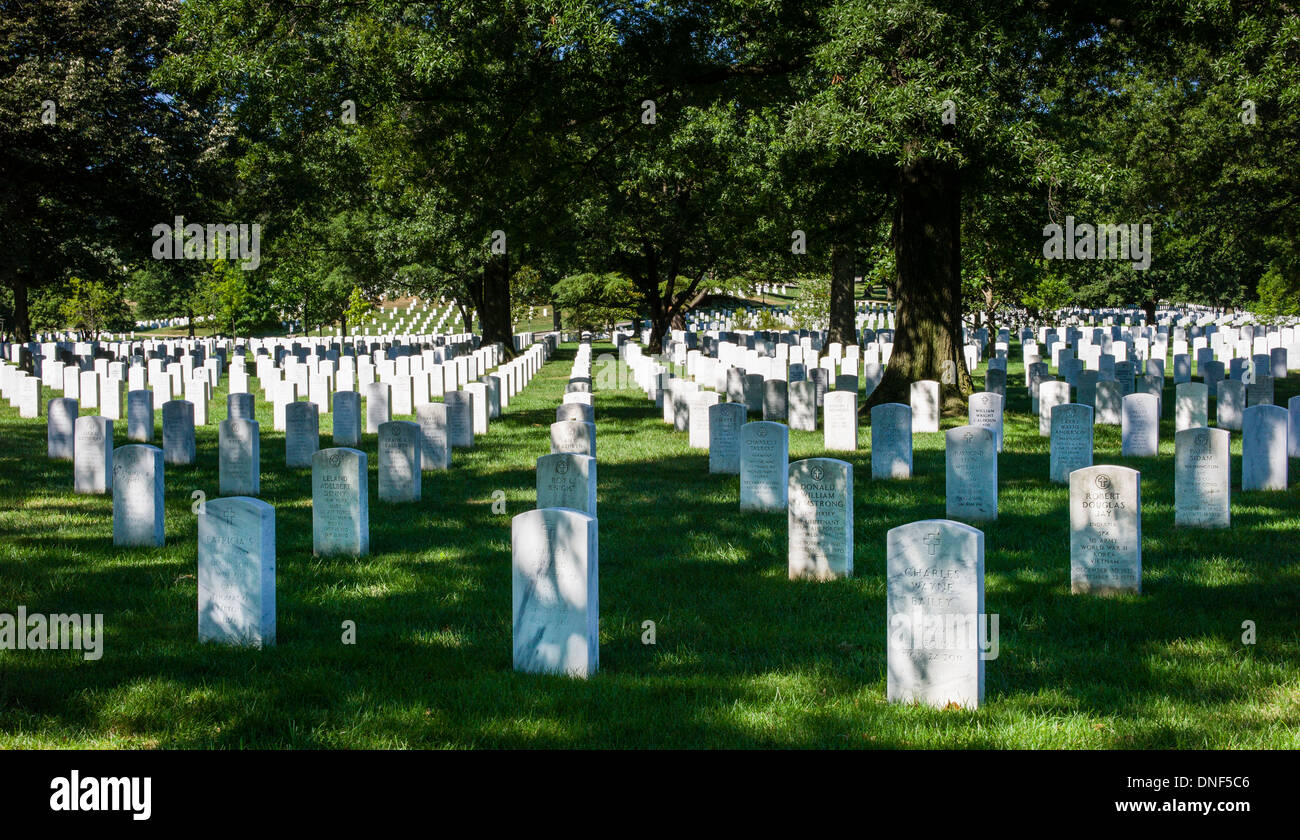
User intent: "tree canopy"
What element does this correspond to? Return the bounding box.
[3,0,1297,375]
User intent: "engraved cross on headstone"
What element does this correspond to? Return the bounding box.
[924,531,941,556]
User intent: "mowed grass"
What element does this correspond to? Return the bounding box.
[1,343,1298,749]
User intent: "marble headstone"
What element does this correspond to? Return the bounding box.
[227,392,255,422]
[1242,404,1288,491]
[708,402,746,474]
[762,379,788,422]
[871,403,912,480]
[823,390,858,451]
[219,418,260,496]
[688,391,720,449]
[112,444,165,547]
[161,400,196,466]
[444,391,475,448]
[198,496,276,647]
[1216,380,1245,431]
[1069,465,1141,596]
[1121,393,1159,457]
[1049,403,1094,483]
[73,415,112,494]
[787,458,853,580]
[910,380,940,433]
[312,448,370,556]
[511,507,599,677]
[363,381,390,434]
[378,420,422,502]
[1095,381,1122,425]
[47,397,77,460]
[739,421,789,512]
[536,453,597,516]
[550,419,596,458]
[968,391,1004,452]
[886,519,985,709]
[789,380,817,431]
[332,391,362,447]
[1174,427,1229,528]
[1175,382,1208,432]
[285,401,320,468]
[415,403,452,470]
[126,390,154,442]
[945,426,997,522]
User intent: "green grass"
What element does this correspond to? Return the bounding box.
[1,344,1298,748]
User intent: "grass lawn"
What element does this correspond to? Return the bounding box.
[1,342,1298,748]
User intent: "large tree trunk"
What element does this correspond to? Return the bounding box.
[551,299,562,331]
[638,264,669,353]
[477,254,516,358]
[828,242,857,346]
[458,301,472,334]
[648,314,668,354]
[632,243,703,354]
[12,277,31,343]
[982,280,997,344]
[866,155,973,414]
[1143,298,1157,326]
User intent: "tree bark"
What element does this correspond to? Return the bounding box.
[983,280,997,344]
[828,242,857,346]
[630,242,705,353]
[1143,298,1157,326]
[865,154,973,414]
[477,254,516,358]
[551,299,562,331]
[11,277,31,343]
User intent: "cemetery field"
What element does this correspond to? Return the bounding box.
[2,344,1299,749]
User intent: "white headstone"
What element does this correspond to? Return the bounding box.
[740,421,789,512]
[444,390,475,448]
[1049,403,1094,483]
[415,403,452,471]
[1174,427,1229,528]
[708,402,746,474]
[871,403,912,480]
[1069,465,1141,595]
[550,420,596,458]
[312,448,370,556]
[112,444,165,547]
[219,418,260,496]
[378,420,422,502]
[47,397,78,460]
[1121,393,1159,457]
[536,453,596,516]
[285,401,320,468]
[967,392,1003,452]
[886,519,986,709]
[198,496,276,647]
[1242,404,1288,491]
[161,400,196,466]
[787,458,853,580]
[1175,382,1208,432]
[333,391,362,447]
[910,380,940,433]
[512,507,599,677]
[945,426,997,522]
[73,415,112,494]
